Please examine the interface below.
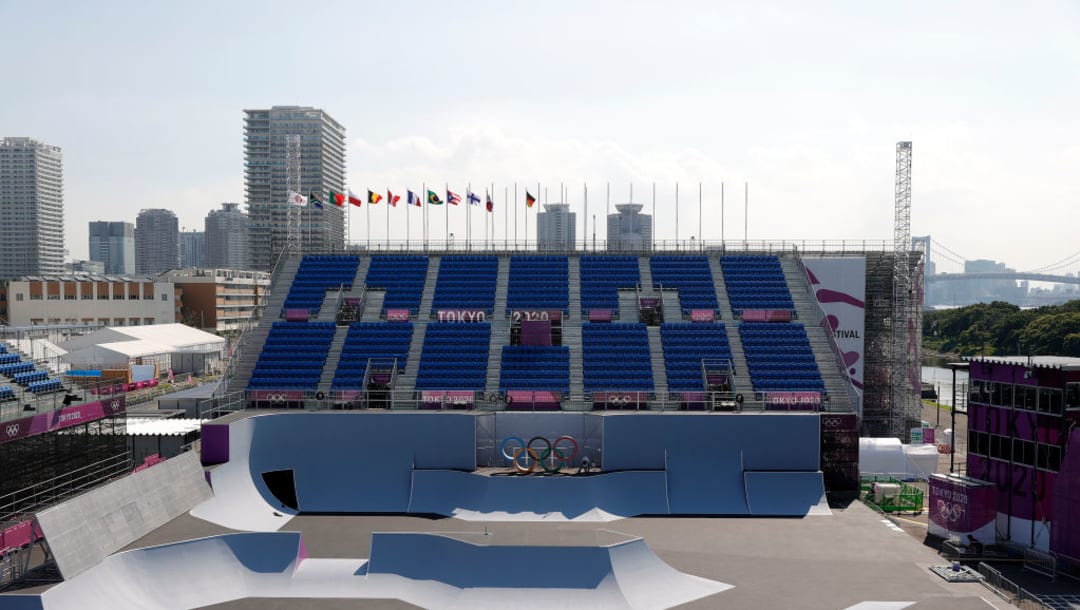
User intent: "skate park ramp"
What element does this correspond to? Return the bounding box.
[9,530,732,610]
[192,411,827,528]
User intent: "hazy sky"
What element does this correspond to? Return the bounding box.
[2,0,1078,272]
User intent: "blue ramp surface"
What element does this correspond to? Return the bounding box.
[245,413,475,513]
[409,470,669,519]
[744,471,827,516]
[666,448,749,515]
[602,413,819,471]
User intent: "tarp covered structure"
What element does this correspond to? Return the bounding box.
[859,437,940,480]
[59,324,225,376]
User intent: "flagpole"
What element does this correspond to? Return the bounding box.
[467,182,472,251]
[583,182,588,252]
[698,181,702,251]
[651,182,656,251]
[386,190,390,251]
[423,181,428,252]
[744,181,748,245]
[605,182,610,251]
[444,182,449,249]
[514,182,518,250]
[366,191,371,251]
[676,182,680,249]
[407,189,411,250]
[721,181,725,247]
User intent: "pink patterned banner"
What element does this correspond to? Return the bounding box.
[690,309,715,322]
[928,475,997,544]
[742,309,792,322]
[419,391,474,409]
[1,396,127,446]
[765,392,822,410]
[385,309,410,322]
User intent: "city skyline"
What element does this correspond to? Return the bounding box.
[2,1,1078,271]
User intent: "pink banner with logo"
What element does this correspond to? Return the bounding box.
[511,310,562,323]
[1,396,127,446]
[420,391,474,409]
[741,309,792,322]
[592,391,649,409]
[690,309,715,323]
[385,309,410,322]
[928,474,997,544]
[435,309,487,323]
[249,390,304,404]
[0,520,42,556]
[765,392,822,410]
[506,390,562,411]
[588,309,613,323]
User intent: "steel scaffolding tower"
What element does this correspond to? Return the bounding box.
[286,134,302,255]
[890,141,920,439]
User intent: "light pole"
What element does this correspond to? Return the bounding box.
[947,361,969,473]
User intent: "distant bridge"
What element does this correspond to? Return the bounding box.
[927,272,1080,285]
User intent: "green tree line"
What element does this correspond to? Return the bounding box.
[923,300,1080,357]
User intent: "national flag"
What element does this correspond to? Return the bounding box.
[525,191,537,208]
[329,190,346,207]
[427,190,444,205]
[367,190,383,205]
[467,191,481,206]
[287,190,308,206]
[309,191,324,209]
[486,190,494,213]
[387,190,401,207]
[447,190,461,205]
[408,190,423,207]
[347,189,364,207]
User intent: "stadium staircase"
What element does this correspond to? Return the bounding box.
[707,256,736,321]
[389,256,439,397]
[778,255,856,413]
[646,326,670,403]
[315,256,371,323]
[565,257,584,400]
[316,327,349,394]
[224,255,301,394]
[483,258,511,399]
[360,292,385,322]
[638,258,653,297]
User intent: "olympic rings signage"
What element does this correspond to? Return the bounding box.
[0,398,126,446]
[500,435,579,474]
[5,424,20,438]
[251,390,302,404]
[592,392,647,408]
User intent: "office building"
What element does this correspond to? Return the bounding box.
[205,203,249,270]
[0,275,178,327]
[135,209,180,274]
[162,268,270,334]
[180,230,205,269]
[537,203,576,251]
[89,221,135,274]
[606,204,652,251]
[244,106,346,271]
[0,138,64,277]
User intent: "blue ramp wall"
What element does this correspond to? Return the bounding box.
[666,448,749,515]
[245,413,475,513]
[602,414,820,472]
[744,471,826,516]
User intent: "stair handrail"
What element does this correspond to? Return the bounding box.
[791,251,861,413]
[218,246,292,397]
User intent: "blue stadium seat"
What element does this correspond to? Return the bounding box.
[582,323,654,392]
[365,255,430,316]
[283,255,361,315]
[0,386,16,402]
[650,256,719,314]
[499,345,570,393]
[660,323,734,392]
[247,321,337,391]
[739,322,825,394]
[720,255,795,316]
[331,322,414,390]
[580,256,639,316]
[506,256,568,315]
[431,256,498,313]
[414,322,490,391]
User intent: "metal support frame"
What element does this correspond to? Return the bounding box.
[889,141,919,439]
[285,134,302,255]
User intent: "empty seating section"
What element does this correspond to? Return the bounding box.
[247,322,336,390]
[13,370,48,385]
[331,323,413,390]
[431,256,498,313]
[660,323,733,392]
[506,256,568,314]
[650,256,719,314]
[28,379,62,394]
[499,346,570,393]
[0,386,14,402]
[414,323,490,391]
[580,256,639,315]
[720,255,794,316]
[365,256,429,316]
[0,353,20,364]
[283,255,361,314]
[739,322,824,394]
[582,323,654,392]
[0,362,33,376]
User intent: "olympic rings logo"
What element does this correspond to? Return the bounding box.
[936,500,965,523]
[109,400,121,412]
[264,393,287,404]
[5,424,21,437]
[500,435,579,474]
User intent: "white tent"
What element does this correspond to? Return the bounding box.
[859,437,940,481]
[59,324,225,375]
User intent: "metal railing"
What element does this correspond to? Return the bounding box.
[977,562,1049,610]
[199,387,832,419]
[0,452,133,524]
[290,239,898,256]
